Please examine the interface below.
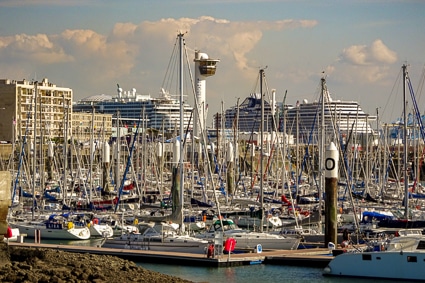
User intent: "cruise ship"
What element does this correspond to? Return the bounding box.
[283,78,376,143]
[222,93,276,133]
[73,86,192,133]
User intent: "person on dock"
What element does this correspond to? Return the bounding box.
[341,228,350,248]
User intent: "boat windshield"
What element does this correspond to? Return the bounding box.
[213,220,237,231]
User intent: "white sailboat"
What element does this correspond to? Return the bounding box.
[10,214,90,240]
[102,221,209,254]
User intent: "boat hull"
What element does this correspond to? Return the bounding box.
[102,234,209,254]
[10,222,91,240]
[324,251,425,281]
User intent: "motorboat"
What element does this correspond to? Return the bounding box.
[323,229,425,280]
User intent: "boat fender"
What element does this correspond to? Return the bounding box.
[207,244,214,258]
[93,218,99,225]
[224,237,236,253]
[5,226,12,238]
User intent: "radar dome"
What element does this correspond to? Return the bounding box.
[199,53,209,60]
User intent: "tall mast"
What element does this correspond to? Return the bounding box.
[32,82,38,220]
[260,68,265,232]
[319,76,326,229]
[115,110,121,193]
[403,64,409,218]
[89,103,95,202]
[178,32,185,232]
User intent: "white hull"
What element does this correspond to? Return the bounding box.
[196,231,300,250]
[112,225,139,236]
[324,251,425,281]
[102,233,209,254]
[89,224,114,238]
[10,221,91,240]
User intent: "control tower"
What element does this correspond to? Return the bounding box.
[194,50,219,138]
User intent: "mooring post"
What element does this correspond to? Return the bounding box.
[324,142,339,247]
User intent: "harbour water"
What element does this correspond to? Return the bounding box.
[138,262,403,283]
[24,238,403,283]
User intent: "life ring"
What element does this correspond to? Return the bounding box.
[93,218,99,225]
[133,218,139,225]
[67,222,74,230]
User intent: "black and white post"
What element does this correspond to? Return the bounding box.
[324,142,339,246]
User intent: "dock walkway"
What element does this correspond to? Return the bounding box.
[9,242,333,268]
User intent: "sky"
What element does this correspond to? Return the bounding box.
[0,0,424,126]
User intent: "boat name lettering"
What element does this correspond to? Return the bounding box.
[46,223,63,229]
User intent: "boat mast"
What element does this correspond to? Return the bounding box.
[282,90,287,197]
[64,96,70,205]
[178,32,185,232]
[403,64,409,218]
[89,103,95,202]
[32,82,38,220]
[260,68,265,232]
[319,76,326,229]
[115,110,121,195]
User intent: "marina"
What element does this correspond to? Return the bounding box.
[0,35,425,283]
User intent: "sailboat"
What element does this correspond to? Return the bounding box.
[10,213,91,240]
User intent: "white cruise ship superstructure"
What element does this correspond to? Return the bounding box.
[284,79,375,142]
[73,87,192,133]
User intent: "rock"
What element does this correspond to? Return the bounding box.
[0,247,193,283]
[0,243,10,267]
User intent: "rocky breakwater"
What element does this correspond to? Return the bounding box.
[0,246,194,283]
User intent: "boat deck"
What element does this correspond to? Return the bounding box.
[8,242,333,267]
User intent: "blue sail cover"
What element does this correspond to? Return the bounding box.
[362,211,395,223]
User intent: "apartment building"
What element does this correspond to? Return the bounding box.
[0,78,72,144]
[72,111,113,142]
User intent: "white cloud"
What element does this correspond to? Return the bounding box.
[0,33,72,64]
[0,16,318,100]
[339,39,397,66]
[334,39,397,84]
